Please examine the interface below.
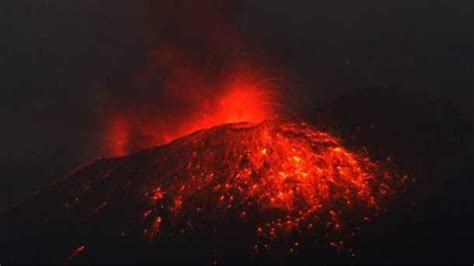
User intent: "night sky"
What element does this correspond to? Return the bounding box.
[1,1,473,255]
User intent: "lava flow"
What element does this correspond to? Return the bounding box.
[138,120,395,246]
[40,119,397,258]
[3,118,401,263]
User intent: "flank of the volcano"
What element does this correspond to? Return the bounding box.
[12,119,398,262]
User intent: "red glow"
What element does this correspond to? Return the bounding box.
[105,69,276,156]
[108,115,131,157]
[134,120,397,246]
[63,119,401,255]
[100,1,277,157]
[67,245,85,261]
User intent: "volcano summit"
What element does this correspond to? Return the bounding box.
[2,119,397,263]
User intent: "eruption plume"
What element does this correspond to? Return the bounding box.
[101,1,276,157]
[105,67,278,156]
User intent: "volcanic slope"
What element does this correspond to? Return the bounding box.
[2,120,396,263]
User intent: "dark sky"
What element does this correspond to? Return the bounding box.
[1,0,473,210]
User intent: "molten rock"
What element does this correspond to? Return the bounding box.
[3,119,396,263]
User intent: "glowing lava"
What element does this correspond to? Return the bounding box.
[20,119,400,262]
[132,120,396,248]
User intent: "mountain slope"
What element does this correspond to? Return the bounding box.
[1,120,396,263]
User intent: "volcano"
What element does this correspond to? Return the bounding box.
[1,119,397,263]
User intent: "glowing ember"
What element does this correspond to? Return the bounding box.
[67,245,86,261]
[21,118,400,262]
[131,119,395,247]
